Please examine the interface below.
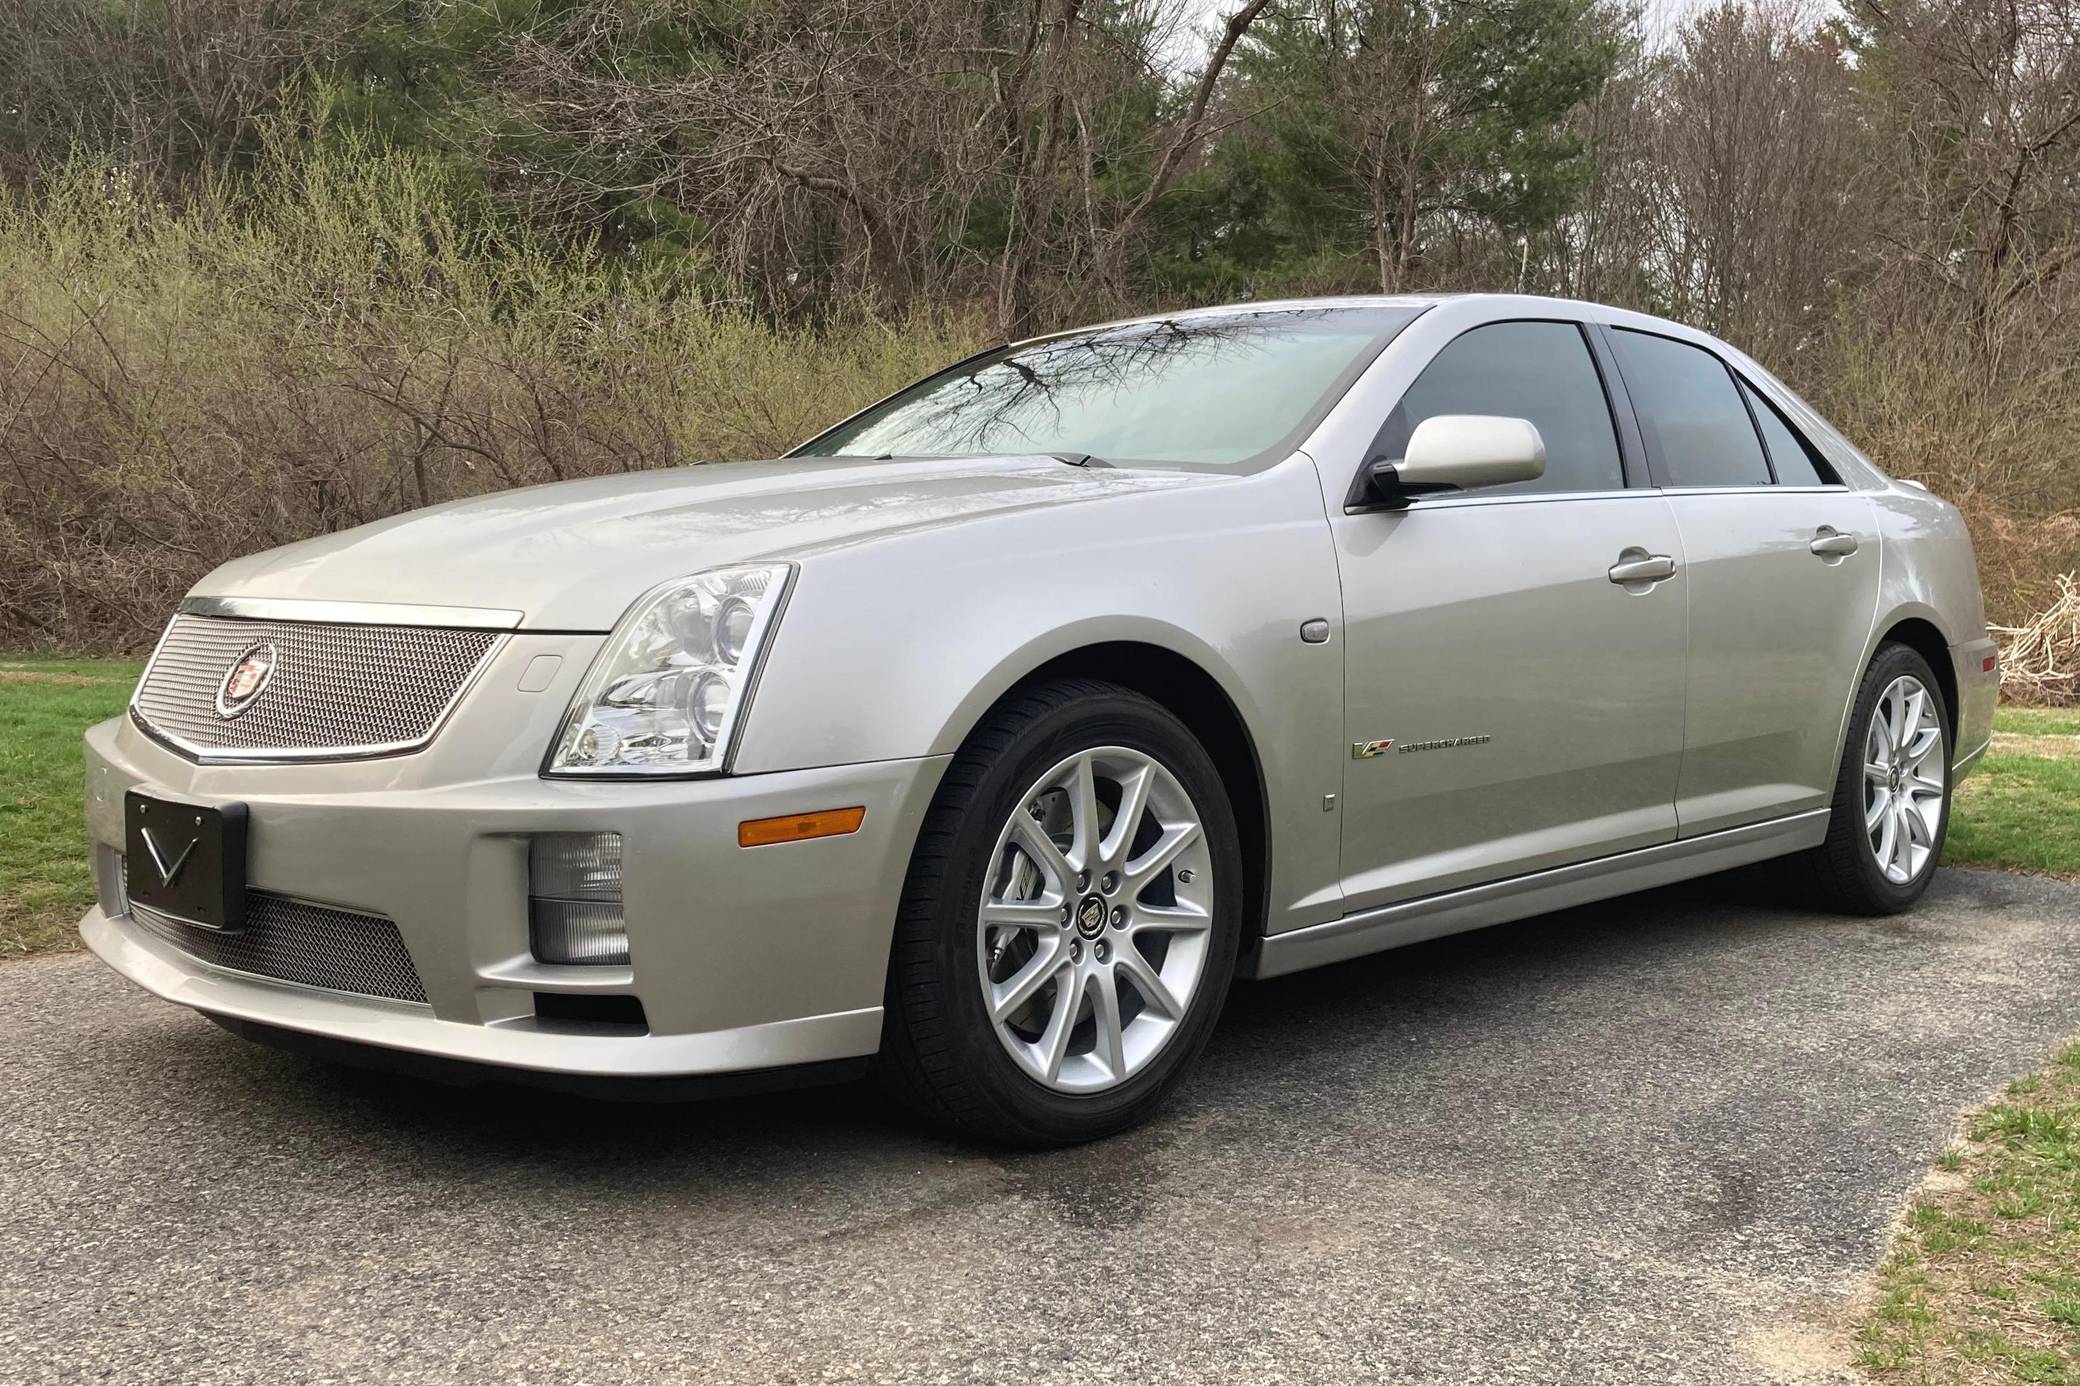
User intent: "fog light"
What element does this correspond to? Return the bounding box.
[529,831,623,899]
[529,833,629,965]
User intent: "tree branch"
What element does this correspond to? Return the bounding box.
[1119,0,1274,236]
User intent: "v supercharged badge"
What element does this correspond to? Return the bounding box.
[1353,734,1492,760]
[1397,734,1493,754]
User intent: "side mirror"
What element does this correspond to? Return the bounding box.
[1353,414,1547,510]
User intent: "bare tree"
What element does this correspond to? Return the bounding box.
[472,0,1273,336]
[1643,0,1870,361]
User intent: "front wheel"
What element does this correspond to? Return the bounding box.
[878,679,1243,1146]
[1803,643,1952,914]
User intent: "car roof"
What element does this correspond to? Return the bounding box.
[1025,293,1708,349]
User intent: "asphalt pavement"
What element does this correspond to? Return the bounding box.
[5,866,2079,1384]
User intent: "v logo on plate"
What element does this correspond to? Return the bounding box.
[140,824,198,889]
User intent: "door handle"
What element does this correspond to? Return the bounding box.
[1608,551,1677,586]
[1809,527,1859,558]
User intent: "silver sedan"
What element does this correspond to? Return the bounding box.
[80,294,1998,1144]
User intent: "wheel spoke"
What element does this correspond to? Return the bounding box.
[1889,687,1908,754]
[1125,819,1201,892]
[1875,809,1899,876]
[1905,726,1942,767]
[981,895,1063,932]
[1064,753,1102,873]
[1864,760,1891,786]
[1870,704,1894,759]
[1010,813,1075,894]
[1036,969,1084,1082]
[1113,946,1185,1020]
[1130,902,1212,936]
[1902,800,1934,848]
[1865,787,1892,831]
[1088,965,1126,1080]
[990,937,1067,1022]
[1100,763,1154,871]
[1905,770,1944,798]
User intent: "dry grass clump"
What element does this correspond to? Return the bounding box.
[1994,576,2080,708]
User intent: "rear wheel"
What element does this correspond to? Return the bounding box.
[879,679,1242,1146]
[1803,643,1951,914]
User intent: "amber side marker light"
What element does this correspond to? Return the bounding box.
[738,806,867,848]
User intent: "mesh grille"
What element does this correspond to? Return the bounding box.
[133,614,499,759]
[129,885,429,1005]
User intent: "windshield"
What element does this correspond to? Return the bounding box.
[792,306,1421,468]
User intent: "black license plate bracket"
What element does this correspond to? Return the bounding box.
[123,792,248,931]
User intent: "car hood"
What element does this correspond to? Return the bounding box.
[193,455,1214,630]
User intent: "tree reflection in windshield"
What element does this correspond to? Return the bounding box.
[794,307,1417,468]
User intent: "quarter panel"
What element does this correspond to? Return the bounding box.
[735,457,1351,933]
[1866,487,1997,769]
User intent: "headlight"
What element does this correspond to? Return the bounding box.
[546,563,793,776]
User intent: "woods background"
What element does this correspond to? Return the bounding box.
[0,0,2075,682]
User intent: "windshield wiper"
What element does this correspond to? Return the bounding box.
[840,451,1123,466]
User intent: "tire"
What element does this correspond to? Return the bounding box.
[1801,642,1952,915]
[878,678,1244,1146]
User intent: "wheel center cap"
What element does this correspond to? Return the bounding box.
[1075,895,1107,940]
[1889,767,1902,791]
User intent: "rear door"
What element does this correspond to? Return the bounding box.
[1331,319,1688,910]
[1600,326,1880,836]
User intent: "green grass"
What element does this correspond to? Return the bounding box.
[1946,709,2080,879]
[0,657,141,956]
[1860,1044,2080,1384]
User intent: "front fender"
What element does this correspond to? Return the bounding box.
[731,457,1349,932]
[917,614,1266,763]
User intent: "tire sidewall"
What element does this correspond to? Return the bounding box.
[926,690,1243,1143]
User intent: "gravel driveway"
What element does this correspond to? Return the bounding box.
[5,867,2079,1384]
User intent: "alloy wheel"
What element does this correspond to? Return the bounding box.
[1863,674,1945,886]
[975,746,1214,1094]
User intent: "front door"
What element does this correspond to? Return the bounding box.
[1330,319,1689,911]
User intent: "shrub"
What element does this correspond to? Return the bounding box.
[0,137,983,650]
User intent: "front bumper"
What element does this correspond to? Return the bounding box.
[81,634,948,1080]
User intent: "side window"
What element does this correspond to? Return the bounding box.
[1609,329,1771,487]
[1738,378,1835,486]
[1369,321,1624,496]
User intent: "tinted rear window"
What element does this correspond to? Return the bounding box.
[1610,329,1771,487]
[1739,379,1833,486]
